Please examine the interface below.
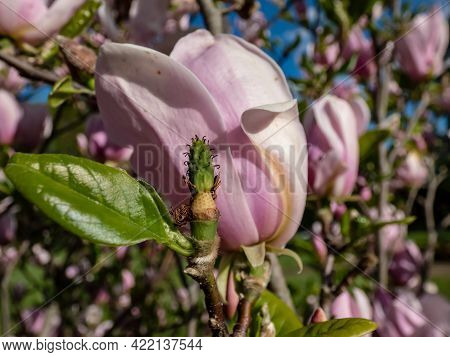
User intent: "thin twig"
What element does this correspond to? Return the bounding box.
[332,254,377,297]
[388,90,430,166]
[374,41,394,288]
[421,164,447,291]
[196,0,223,35]
[0,51,59,84]
[232,298,252,337]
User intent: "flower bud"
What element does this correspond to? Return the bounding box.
[77,115,133,163]
[395,10,448,81]
[389,241,423,287]
[305,95,359,198]
[396,152,428,188]
[0,89,22,146]
[309,307,328,324]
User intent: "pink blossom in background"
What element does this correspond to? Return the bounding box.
[314,35,340,68]
[342,25,376,78]
[370,204,406,254]
[396,151,428,188]
[127,0,197,52]
[389,241,423,287]
[373,289,426,337]
[311,232,328,265]
[95,30,308,251]
[331,288,372,320]
[395,9,449,81]
[414,294,450,337]
[0,89,22,146]
[0,61,27,93]
[332,79,371,135]
[121,269,136,292]
[14,103,51,151]
[304,95,359,198]
[237,11,267,46]
[77,115,133,163]
[0,0,87,45]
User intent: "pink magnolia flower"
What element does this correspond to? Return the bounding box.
[14,103,51,151]
[0,89,22,145]
[95,30,308,251]
[414,294,450,337]
[370,204,406,254]
[314,35,340,68]
[374,289,426,337]
[304,95,359,198]
[127,0,197,50]
[237,11,267,46]
[332,79,371,135]
[0,61,27,93]
[395,10,449,81]
[0,0,87,45]
[128,0,170,45]
[342,25,376,78]
[396,152,428,188]
[77,115,133,163]
[121,269,136,292]
[331,288,372,320]
[389,241,423,287]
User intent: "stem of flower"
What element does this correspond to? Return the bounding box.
[184,137,229,337]
[232,261,271,337]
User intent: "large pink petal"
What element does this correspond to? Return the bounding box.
[241,100,307,248]
[95,42,228,206]
[172,30,301,246]
[171,30,292,133]
[19,0,87,45]
[0,90,22,145]
[0,0,47,37]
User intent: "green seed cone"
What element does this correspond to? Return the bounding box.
[187,136,215,193]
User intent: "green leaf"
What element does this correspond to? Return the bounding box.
[253,290,303,336]
[48,76,93,110]
[242,242,266,268]
[287,318,377,337]
[5,154,193,256]
[266,246,303,273]
[60,0,102,38]
[359,129,390,162]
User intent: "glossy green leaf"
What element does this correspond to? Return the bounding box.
[60,0,102,38]
[359,129,390,162]
[253,290,303,336]
[5,154,193,255]
[48,76,93,110]
[287,318,377,337]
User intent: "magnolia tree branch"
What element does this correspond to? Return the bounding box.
[183,137,229,337]
[0,51,59,84]
[196,0,223,35]
[421,164,447,291]
[374,41,394,288]
[232,261,271,337]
